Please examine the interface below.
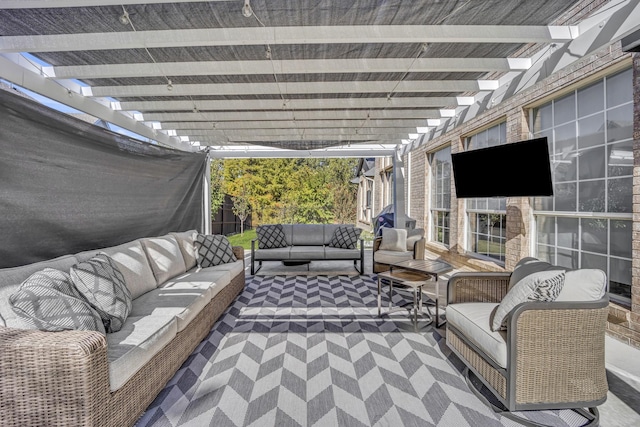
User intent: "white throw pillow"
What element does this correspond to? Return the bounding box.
[406,228,424,251]
[491,270,565,331]
[379,228,407,252]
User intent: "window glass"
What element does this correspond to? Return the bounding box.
[431,146,451,246]
[532,68,632,304]
[577,80,604,118]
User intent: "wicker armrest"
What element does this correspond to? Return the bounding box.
[232,246,245,266]
[413,237,425,260]
[372,236,382,252]
[0,326,109,425]
[447,272,511,304]
[508,298,610,406]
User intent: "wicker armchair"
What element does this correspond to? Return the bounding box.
[445,268,609,426]
[372,229,425,273]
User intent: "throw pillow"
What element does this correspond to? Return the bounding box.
[9,268,105,334]
[195,234,238,267]
[491,270,565,331]
[70,253,132,333]
[256,224,288,249]
[328,226,362,249]
[379,228,407,252]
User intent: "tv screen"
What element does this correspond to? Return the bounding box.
[451,137,553,198]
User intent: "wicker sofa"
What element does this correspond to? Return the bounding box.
[445,257,609,425]
[0,230,245,427]
[251,224,364,274]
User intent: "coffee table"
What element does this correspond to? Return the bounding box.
[377,259,453,328]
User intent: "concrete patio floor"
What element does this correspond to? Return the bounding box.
[241,249,640,426]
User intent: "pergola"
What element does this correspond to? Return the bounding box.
[3,0,637,160]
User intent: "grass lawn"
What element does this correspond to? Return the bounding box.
[227,229,257,250]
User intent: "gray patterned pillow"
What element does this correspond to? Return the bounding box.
[256,224,288,249]
[70,253,132,333]
[196,234,237,268]
[492,270,565,331]
[328,226,362,249]
[9,268,105,334]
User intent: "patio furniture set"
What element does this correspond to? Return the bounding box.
[0,224,610,426]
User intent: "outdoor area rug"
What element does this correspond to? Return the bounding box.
[135,275,590,427]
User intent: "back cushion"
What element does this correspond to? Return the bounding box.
[281,224,294,246]
[0,254,79,328]
[170,230,198,270]
[140,235,187,286]
[324,224,342,245]
[556,269,607,302]
[291,224,325,246]
[102,241,157,299]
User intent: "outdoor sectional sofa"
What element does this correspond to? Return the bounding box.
[250,224,364,275]
[0,230,245,427]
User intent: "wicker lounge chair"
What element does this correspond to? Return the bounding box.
[445,258,609,426]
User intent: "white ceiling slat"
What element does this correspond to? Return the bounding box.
[117,96,461,112]
[160,119,426,130]
[180,127,415,137]
[88,80,496,97]
[0,25,577,53]
[142,109,442,122]
[50,58,526,79]
[199,134,405,142]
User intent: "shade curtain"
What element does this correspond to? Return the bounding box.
[0,89,206,268]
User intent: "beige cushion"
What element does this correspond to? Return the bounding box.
[374,249,414,265]
[556,269,606,302]
[406,228,425,251]
[199,260,243,283]
[182,268,232,299]
[129,285,210,333]
[140,235,187,285]
[101,240,157,299]
[107,315,177,391]
[170,230,198,270]
[447,303,507,368]
[379,228,407,251]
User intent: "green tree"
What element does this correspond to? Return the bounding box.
[210,159,225,217]
[231,187,251,235]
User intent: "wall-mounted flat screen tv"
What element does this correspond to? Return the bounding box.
[451,137,553,198]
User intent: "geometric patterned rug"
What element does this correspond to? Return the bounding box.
[135,275,590,427]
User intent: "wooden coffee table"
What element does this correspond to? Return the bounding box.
[377,259,453,328]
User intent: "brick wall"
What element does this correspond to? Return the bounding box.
[407,41,639,347]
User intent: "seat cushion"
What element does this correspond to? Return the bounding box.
[107,315,177,391]
[129,284,210,333]
[199,260,243,281]
[254,247,291,260]
[447,302,507,368]
[290,246,326,260]
[0,254,79,328]
[140,235,187,285]
[324,247,361,260]
[379,228,407,251]
[374,249,414,265]
[182,268,232,299]
[170,230,198,270]
[70,254,132,333]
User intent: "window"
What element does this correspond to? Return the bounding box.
[431,146,451,246]
[532,68,633,304]
[465,122,507,262]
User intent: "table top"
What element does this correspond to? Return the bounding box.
[391,259,453,276]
